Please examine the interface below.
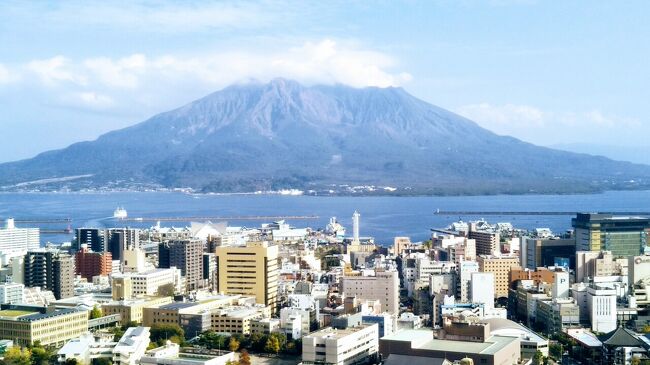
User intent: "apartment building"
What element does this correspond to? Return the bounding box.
[477,255,520,298]
[159,239,203,292]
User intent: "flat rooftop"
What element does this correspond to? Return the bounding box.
[307,324,374,340]
[0,309,37,318]
[381,329,518,355]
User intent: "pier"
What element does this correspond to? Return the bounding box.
[120,215,320,222]
[434,211,650,216]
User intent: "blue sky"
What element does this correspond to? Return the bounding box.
[0,1,648,162]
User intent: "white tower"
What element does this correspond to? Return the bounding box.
[352,211,360,243]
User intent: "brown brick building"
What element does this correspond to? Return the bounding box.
[75,247,112,280]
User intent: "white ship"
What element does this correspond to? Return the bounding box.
[113,207,128,219]
[326,217,346,237]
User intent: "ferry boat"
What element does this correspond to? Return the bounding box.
[113,207,128,219]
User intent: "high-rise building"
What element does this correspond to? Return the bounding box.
[457,259,479,303]
[74,228,107,252]
[158,240,203,292]
[573,213,650,257]
[0,218,40,266]
[341,270,400,314]
[471,272,495,309]
[107,228,140,261]
[521,237,575,270]
[477,254,520,298]
[75,246,112,280]
[24,249,74,300]
[469,230,500,256]
[215,241,279,310]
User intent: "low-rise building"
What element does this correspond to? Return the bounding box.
[251,318,281,335]
[536,298,580,334]
[103,296,173,325]
[209,305,271,335]
[113,327,151,365]
[302,324,379,365]
[0,304,88,346]
[140,342,236,365]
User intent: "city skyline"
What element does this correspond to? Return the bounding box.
[1,1,649,163]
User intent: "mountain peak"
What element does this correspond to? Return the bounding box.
[0,80,649,194]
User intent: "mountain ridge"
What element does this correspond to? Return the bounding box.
[2,78,649,195]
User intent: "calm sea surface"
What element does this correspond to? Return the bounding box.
[2,190,650,245]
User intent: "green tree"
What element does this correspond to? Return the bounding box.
[90,305,103,319]
[228,337,240,352]
[2,347,31,365]
[642,324,650,334]
[92,358,113,365]
[150,323,185,344]
[225,361,239,365]
[63,359,79,365]
[549,343,563,360]
[532,350,544,365]
[239,350,251,365]
[30,346,53,365]
[157,283,176,297]
[264,336,280,355]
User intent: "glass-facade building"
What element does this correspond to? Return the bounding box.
[572,213,650,257]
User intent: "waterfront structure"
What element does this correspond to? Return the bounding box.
[0,283,24,304]
[477,255,520,298]
[75,246,112,280]
[0,218,39,266]
[0,304,88,346]
[302,324,378,365]
[573,213,650,257]
[24,248,75,299]
[521,237,575,270]
[341,269,399,314]
[215,241,279,309]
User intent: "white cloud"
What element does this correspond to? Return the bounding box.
[26,56,87,86]
[456,102,640,145]
[0,64,11,84]
[11,39,410,114]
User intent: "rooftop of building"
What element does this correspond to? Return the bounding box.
[381,329,519,355]
[0,305,84,322]
[480,318,547,344]
[306,324,376,340]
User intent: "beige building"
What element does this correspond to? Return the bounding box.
[469,230,500,256]
[210,305,272,335]
[478,255,520,298]
[0,305,88,346]
[215,241,279,310]
[112,268,182,300]
[341,270,400,314]
[102,296,173,325]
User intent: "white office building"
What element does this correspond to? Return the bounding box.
[0,282,24,304]
[471,272,495,309]
[302,324,378,365]
[587,285,617,333]
[458,260,479,303]
[0,218,40,266]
